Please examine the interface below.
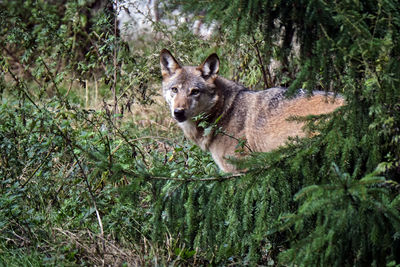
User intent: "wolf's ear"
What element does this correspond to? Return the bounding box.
[160,49,181,78]
[199,53,219,79]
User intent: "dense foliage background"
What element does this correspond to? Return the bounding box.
[1,0,400,265]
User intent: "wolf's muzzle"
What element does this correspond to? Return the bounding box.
[174,108,186,122]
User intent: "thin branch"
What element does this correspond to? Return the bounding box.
[104,110,149,166]
[252,35,271,88]
[41,59,62,97]
[54,124,106,261]
[7,67,40,109]
[217,129,254,153]
[20,146,54,188]
[68,143,106,261]
[65,73,75,98]
[113,0,119,119]
[146,173,244,182]
[2,45,43,89]
[110,135,175,156]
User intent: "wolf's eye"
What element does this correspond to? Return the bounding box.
[190,88,200,96]
[171,87,178,93]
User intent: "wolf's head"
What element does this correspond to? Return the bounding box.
[160,49,220,123]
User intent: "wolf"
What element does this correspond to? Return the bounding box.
[160,49,344,173]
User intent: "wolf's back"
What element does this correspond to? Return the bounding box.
[214,85,344,154]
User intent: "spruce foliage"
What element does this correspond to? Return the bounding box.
[277,164,400,266]
[154,0,400,265]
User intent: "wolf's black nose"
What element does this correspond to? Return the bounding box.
[174,108,186,122]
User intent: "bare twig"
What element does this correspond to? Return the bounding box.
[41,59,62,98]
[67,141,106,262]
[2,45,43,89]
[217,130,254,153]
[113,0,119,119]
[252,35,271,88]
[20,146,54,188]
[65,74,75,98]
[93,73,99,106]
[7,67,40,109]
[104,111,149,166]
[146,173,244,182]
[110,135,175,156]
[51,124,106,263]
